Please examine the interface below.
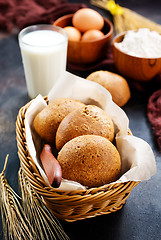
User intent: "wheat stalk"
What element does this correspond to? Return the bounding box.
[91,0,161,34]
[0,155,70,240]
[0,155,35,240]
[18,168,70,240]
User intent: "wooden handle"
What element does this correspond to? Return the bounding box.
[40,144,62,188]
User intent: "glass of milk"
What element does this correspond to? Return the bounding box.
[18,25,68,99]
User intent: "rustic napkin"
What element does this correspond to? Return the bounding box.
[0,0,86,32]
[147,88,161,150]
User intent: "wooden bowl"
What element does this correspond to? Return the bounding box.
[113,32,161,82]
[54,14,113,64]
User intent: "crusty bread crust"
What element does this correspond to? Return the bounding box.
[57,135,121,188]
[56,105,114,151]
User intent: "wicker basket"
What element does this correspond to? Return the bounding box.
[16,98,139,222]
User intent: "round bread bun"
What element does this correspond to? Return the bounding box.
[33,98,85,145]
[86,70,131,107]
[57,135,121,187]
[56,105,114,151]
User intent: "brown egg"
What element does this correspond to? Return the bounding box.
[72,8,104,32]
[81,29,104,41]
[63,26,81,42]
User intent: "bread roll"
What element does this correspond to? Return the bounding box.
[33,98,85,145]
[56,105,114,151]
[57,135,121,187]
[86,70,131,107]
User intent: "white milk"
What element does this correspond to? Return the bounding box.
[19,28,67,99]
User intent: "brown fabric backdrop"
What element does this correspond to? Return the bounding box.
[0,0,86,32]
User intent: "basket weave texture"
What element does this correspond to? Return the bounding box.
[16,98,139,222]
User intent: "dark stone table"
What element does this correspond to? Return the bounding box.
[0,0,161,239]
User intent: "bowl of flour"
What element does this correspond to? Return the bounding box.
[113,28,161,81]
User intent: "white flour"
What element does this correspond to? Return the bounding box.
[115,28,161,58]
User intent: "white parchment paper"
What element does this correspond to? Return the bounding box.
[25,71,156,191]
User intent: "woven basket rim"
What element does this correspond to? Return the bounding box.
[16,97,140,221]
[16,97,138,195]
[16,96,139,196]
